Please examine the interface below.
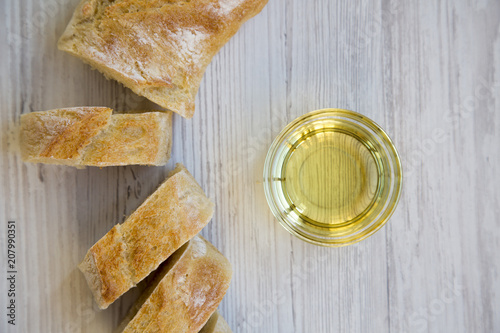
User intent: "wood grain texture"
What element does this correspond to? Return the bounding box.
[1,0,499,332]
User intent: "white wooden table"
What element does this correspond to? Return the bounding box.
[1,0,499,332]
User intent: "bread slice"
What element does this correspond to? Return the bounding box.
[20,107,172,167]
[116,235,232,333]
[79,164,214,309]
[199,311,233,333]
[57,0,268,118]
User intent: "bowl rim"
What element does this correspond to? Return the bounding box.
[263,108,403,247]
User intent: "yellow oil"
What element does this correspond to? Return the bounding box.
[279,128,380,227]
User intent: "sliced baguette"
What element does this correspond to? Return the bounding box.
[57,0,268,118]
[79,164,214,309]
[199,311,233,333]
[116,235,232,333]
[20,107,172,167]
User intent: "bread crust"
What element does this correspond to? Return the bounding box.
[122,164,215,283]
[118,236,233,333]
[20,107,112,166]
[20,108,172,167]
[79,164,215,309]
[199,311,233,333]
[58,0,268,118]
[78,225,134,309]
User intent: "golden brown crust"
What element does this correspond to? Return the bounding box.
[119,236,233,333]
[82,112,172,166]
[121,163,215,283]
[20,108,172,167]
[39,108,111,160]
[20,107,112,165]
[58,0,268,118]
[79,225,134,309]
[79,164,214,309]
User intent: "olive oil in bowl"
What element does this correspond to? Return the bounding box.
[263,109,402,246]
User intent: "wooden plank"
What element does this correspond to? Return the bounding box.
[0,0,499,332]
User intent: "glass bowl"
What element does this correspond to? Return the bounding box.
[263,109,402,247]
